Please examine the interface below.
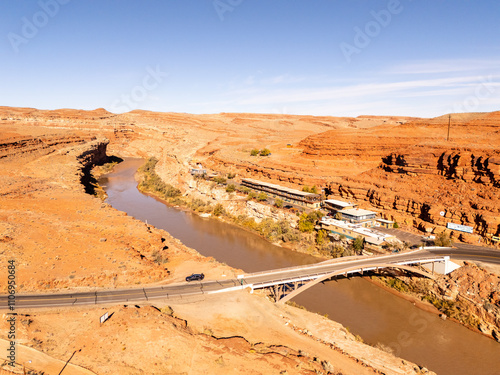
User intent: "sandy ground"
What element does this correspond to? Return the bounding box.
[0,123,439,374]
[0,290,425,375]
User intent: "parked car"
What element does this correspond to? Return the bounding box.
[185,273,205,282]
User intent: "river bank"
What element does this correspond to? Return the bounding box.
[97,156,500,375]
[126,156,500,344]
[0,134,416,375]
[133,157,356,260]
[95,156,446,374]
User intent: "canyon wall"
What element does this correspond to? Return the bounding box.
[1,106,499,243]
[317,112,500,242]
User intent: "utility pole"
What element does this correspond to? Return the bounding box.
[447,114,451,141]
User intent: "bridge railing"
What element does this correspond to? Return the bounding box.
[237,251,412,279]
[245,257,448,290]
[239,250,449,280]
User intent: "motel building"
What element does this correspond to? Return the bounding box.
[319,218,397,251]
[322,199,357,213]
[323,198,395,229]
[338,208,377,227]
[241,178,322,209]
[322,199,378,227]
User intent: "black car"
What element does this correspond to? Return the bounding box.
[185,273,205,282]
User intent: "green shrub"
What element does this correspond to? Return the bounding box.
[259,148,271,156]
[308,210,324,222]
[238,215,258,231]
[213,203,225,217]
[316,229,328,245]
[226,184,236,193]
[327,244,345,258]
[250,149,259,156]
[247,191,257,200]
[165,185,181,198]
[139,157,159,174]
[393,222,399,228]
[274,199,283,208]
[213,176,227,185]
[298,213,315,232]
[191,198,212,212]
[169,197,185,205]
[151,250,168,265]
[352,236,364,252]
[386,278,409,293]
[138,157,181,199]
[257,192,268,201]
[435,231,452,247]
[302,185,319,194]
[227,172,236,179]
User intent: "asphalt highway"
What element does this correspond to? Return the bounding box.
[2,247,499,310]
[428,247,500,264]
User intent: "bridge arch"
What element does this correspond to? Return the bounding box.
[277,263,436,304]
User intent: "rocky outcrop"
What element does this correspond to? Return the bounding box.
[314,112,500,242]
[2,105,500,243]
[382,147,500,187]
[244,200,297,226]
[55,138,110,193]
[428,263,500,341]
[0,134,90,160]
[328,144,500,240]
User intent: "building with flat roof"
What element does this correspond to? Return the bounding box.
[319,218,396,250]
[339,208,377,226]
[322,199,357,213]
[376,218,395,228]
[190,168,207,176]
[241,178,322,208]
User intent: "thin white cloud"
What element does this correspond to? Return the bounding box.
[244,75,255,85]
[190,67,500,117]
[231,75,499,106]
[386,59,500,75]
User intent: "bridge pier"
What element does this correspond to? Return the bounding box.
[269,281,307,302]
[274,263,438,304]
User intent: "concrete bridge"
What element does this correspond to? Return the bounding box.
[3,247,499,309]
[235,248,460,302]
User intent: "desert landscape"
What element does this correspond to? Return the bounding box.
[1,106,500,374]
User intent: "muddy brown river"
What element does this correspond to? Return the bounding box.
[100,158,500,375]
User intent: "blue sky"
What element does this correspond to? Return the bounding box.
[1,0,499,117]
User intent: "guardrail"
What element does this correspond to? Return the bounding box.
[238,250,449,280]
[244,256,448,290]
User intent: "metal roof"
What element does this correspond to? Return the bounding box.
[365,237,386,245]
[341,208,377,217]
[324,199,356,208]
[320,218,395,242]
[241,178,321,198]
[376,218,394,223]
